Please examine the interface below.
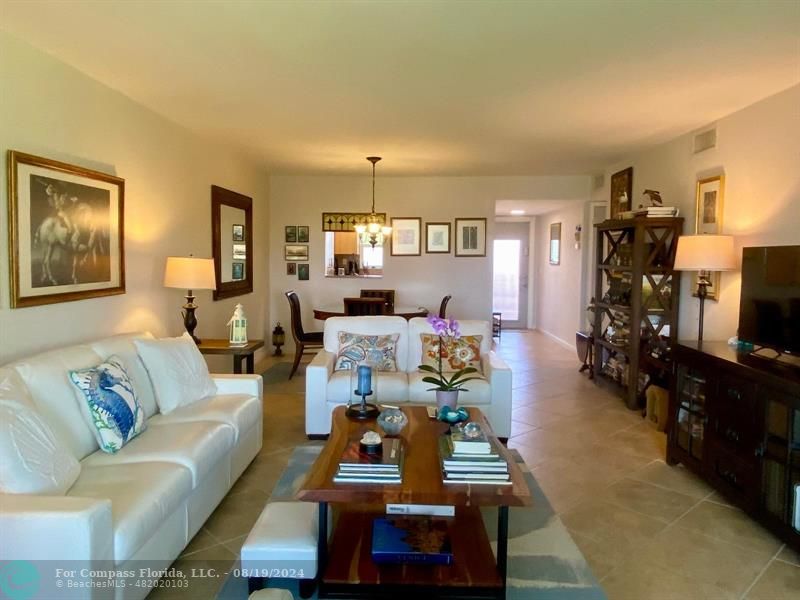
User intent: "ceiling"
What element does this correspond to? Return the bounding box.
[2,1,798,176]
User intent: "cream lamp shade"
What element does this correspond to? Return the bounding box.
[674,235,737,272]
[163,257,216,290]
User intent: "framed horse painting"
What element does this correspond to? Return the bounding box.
[7,151,125,308]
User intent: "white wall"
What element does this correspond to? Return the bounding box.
[595,84,800,341]
[535,203,587,349]
[269,175,589,348]
[0,33,271,366]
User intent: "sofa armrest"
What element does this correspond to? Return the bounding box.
[212,374,263,399]
[305,350,336,435]
[481,351,513,438]
[0,494,113,562]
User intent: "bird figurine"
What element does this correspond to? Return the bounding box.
[642,189,663,207]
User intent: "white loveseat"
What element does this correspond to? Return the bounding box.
[0,332,263,600]
[305,316,512,438]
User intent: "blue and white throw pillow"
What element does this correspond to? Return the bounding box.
[69,356,146,453]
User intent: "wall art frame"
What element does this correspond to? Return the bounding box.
[693,174,726,301]
[390,217,422,256]
[454,217,487,257]
[425,222,451,254]
[7,150,125,308]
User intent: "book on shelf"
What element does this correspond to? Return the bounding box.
[633,206,679,217]
[449,426,492,454]
[371,516,453,565]
[438,435,510,484]
[333,474,402,484]
[386,504,456,517]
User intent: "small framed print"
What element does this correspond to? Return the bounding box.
[286,262,296,276]
[425,222,451,254]
[285,244,308,261]
[231,261,244,280]
[454,218,486,257]
[549,222,561,265]
[297,263,310,281]
[233,243,246,260]
[610,167,633,219]
[297,225,309,243]
[285,225,297,243]
[391,217,422,256]
[232,224,244,242]
[693,174,726,301]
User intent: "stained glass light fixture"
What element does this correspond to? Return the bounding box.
[354,156,392,247]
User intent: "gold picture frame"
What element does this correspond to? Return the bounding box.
[693,174,725,301]
[7,150,125,308]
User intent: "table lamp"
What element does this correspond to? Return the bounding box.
[674,235,736,341]
[164,256,216,344]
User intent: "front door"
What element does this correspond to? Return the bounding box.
[492,222,530,329]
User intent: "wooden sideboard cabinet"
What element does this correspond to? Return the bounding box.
[667,341,800,549]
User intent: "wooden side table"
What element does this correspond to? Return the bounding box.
[197,339,265,374]
[575,331,594,379]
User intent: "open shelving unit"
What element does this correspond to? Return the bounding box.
[592,216,683,409]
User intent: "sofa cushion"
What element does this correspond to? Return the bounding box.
[134,333,217,414]
[148,393,261,443]
[0,368,81,495]
[11,344,103,459]
[69,356,147,453]
[408,318,492,371]
[334,332,400,372]
[419,334,483,372]
[322,317,409,371]
[67,462,192,564]
[327,370,408,404]
[82,421,234,486]
[89,332,159,419]
[408,371,491,405]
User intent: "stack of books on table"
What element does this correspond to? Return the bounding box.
[438,427,511,485]
[634,206,679,218]
[332,437,404,484]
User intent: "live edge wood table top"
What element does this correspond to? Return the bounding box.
[296,406,532,599]
[297,406,532,507]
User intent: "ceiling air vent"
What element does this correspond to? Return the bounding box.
[693,127,717,154]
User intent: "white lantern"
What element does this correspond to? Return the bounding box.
[227,303,248,346]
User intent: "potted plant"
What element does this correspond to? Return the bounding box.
[418,315,483,410]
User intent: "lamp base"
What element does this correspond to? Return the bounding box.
[346,402,380,420]
[182,292,201,344]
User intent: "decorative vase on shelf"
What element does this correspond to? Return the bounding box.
[436,389,459,411]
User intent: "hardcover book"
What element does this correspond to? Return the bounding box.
[448,426,492,454]
[339,437,403,471]
[371,517,453,565]
[439,437,503,465]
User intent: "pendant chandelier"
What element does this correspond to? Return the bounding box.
[354,156,391,247]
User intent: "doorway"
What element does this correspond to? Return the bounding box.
[492,221,530,329]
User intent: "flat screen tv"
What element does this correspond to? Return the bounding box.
[738,246,800,354]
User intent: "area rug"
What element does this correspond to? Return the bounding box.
[217,443,606,599]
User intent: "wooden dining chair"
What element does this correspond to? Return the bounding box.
[438,295,452,318]
[344,297,388,316]
[360,289,395,313]
[285,290,324,379]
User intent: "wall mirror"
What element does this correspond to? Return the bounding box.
[211,185,253,300]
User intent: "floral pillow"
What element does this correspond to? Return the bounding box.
[334,332,400,371]
[420,334,483,373]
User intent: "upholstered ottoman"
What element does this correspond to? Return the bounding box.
[241,501,320,599]
[248,589,293,600]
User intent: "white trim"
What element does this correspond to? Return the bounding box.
[535,327,575,351]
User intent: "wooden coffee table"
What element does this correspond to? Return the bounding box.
[297,406,532,599]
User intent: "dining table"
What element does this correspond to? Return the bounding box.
[313,304,429,321]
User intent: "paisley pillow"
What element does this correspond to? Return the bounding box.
[420,334,483,373]
[334,332,400,371]
[70,356,147,454]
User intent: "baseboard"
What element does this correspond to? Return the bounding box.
[536,328,576,352]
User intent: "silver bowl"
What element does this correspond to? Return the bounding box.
[377,408,408,436]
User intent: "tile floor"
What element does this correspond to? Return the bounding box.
[154,330,799,599]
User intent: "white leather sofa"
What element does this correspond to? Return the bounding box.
[0,332,263,600]
[305,317,512,438]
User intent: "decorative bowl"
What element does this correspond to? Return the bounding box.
[377,408,408,436]
[437,406,470,424]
